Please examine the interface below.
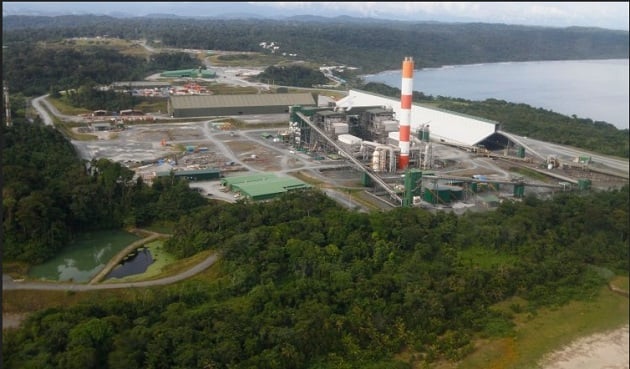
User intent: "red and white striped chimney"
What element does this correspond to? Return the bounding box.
[398,56,414,169]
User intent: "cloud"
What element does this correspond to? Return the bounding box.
[254,1,629,30]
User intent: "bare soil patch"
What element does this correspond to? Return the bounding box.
[539,325,629,369]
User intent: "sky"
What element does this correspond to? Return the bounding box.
[2,2,629,31]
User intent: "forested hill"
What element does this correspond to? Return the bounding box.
[3,15,628,73]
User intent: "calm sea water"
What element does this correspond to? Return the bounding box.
[362,59,629,130]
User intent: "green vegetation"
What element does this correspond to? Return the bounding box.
[256,65,328,88]
[3,185,628,368]
[2,122,209,263]
[105,241,177,283]
[2,15,629,369]
[3,15,627,73]
[210,52,292,67]
[436,98,630,158]
[507,166,550,181]
[2,40,199,97]
[455,287,628,369]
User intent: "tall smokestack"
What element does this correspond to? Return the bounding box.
[398,56,413,169]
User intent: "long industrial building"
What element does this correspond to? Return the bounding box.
[335,89,500,147]
[168,93,318,118]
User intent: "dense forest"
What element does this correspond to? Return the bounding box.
[1,120,208,263]
[1,43,199,96]
[3,182,629,367]
[256,65,328,88]
[3,15,628,73]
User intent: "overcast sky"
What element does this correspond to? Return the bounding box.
[3,2,629,31]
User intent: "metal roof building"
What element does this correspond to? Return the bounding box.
[155,168,221,181]
[160,69,217,78]
[336,89,499,147]
[220,173,311,201]
[112,81,171,89]
[168,93,318,118]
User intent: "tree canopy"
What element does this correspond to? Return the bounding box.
[3,186,628,368]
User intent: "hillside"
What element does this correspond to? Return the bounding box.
[3,15,628,73]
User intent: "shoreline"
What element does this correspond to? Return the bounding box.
[539,324,629,369]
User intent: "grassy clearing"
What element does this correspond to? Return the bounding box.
[208,52,291,67]
[133,99,168,113]
[51,37,150,58]
[508,166,551,181]
[55,121,98,141]
[47,97,92,116]
[610,276,629,291]
[458,246,519,269]
[207,83,260,94]
[160,249,218,281]
[451,285,629,369]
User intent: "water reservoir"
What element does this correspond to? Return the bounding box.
[105,248,154,279]
[28,230,141,283]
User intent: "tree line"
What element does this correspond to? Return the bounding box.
[3,15,628,73]
[256,65,328,88]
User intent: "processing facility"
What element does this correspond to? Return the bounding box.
[286,57,571,208]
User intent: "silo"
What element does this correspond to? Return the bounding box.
[421,125,430,142]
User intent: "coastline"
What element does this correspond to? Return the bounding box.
[539,324,629,369]
[360,59,629,130]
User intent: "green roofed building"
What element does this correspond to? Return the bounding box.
[156,168,221,181]
[160,68,216,78]
[168,93,318,118]
[221,173,311,201]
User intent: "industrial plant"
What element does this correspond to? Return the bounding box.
[284,57,611,209]
[63,55,627,209]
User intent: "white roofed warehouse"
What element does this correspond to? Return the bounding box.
[168,93,318,118]
[335,89,500,147]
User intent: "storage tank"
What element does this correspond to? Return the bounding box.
[419,125,430,142]
[372,149,381,171]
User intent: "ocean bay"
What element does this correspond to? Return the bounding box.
[362,59,629,130]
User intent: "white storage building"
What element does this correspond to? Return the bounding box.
[336,90,499,147]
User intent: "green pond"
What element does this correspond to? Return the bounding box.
[28,230,141,283]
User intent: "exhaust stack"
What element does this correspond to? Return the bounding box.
[398,56,413,169]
